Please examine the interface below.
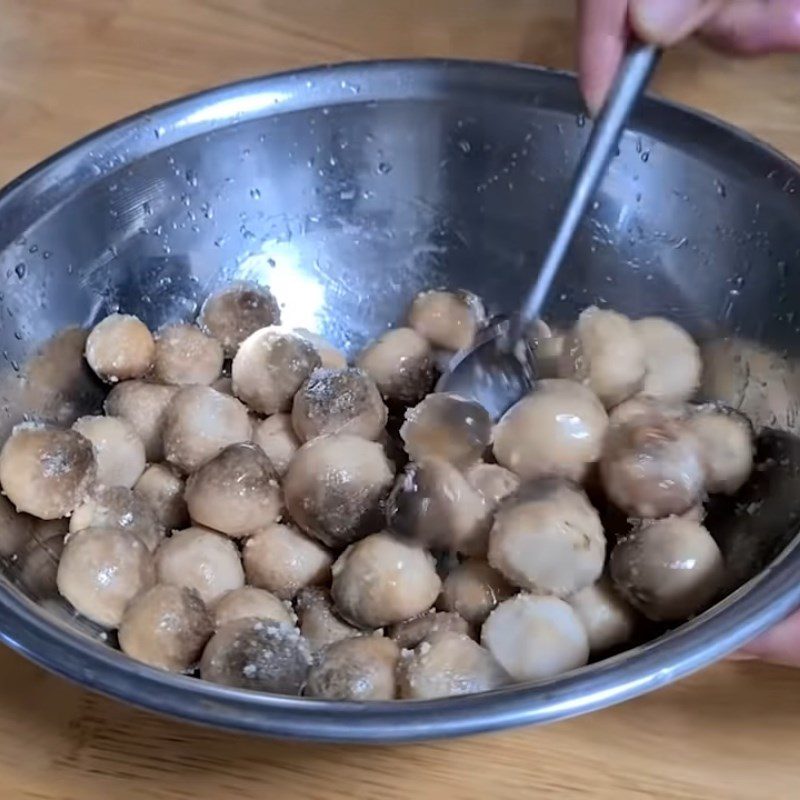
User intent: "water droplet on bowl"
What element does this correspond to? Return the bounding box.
[377,162,393,175]
[14,263,26,280]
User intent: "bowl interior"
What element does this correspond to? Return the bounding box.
[1,60,800,740]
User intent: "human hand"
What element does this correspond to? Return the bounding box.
[577,0,800,115]
[733,611,800,667]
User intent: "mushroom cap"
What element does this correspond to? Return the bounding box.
[72,414,146,489]
[356,327,435,405]
[252,414,300,476]
[133,463,189,530]
[85,313,155,383]
[407,289,485,352]
[610,517,724,621]
[70,485,165,552]
[398,632,508,700]
[387,458,491,555]
[104,380,179,462]
[389,610,473,650]
[687,407,754,495]
[184,442,281,537]
[118,584,212,672]
[162,385,252,473]
[198,282,281,356]
[559,306,646,408]
[243,523,332,600]
[283,434,395,548]
[200,618,312,695]
[291,367,387,442]
[400,393,492,469]
[488,480,605,597]
[634,316,701,403]
[155,527,244,606]
[305,636,400,701]
[57,527,155,628]
[231,326,321,415]
[481,594,589,682]
[152,323,224,386]
[600,410,706,518]
[0,424,96,519]
[493,379,609,482]
[331,531,441,629]
[213,586,295,629]
[567,577,638,653]
[438,559,514,625]
[295,587,362,653]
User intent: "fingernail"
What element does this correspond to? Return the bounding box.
[633,0,722,45]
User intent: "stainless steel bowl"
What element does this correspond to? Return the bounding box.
[1,60,800,742]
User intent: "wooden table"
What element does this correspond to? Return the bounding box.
[1,2,799,798]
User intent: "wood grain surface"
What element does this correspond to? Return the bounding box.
[1,1,799,798]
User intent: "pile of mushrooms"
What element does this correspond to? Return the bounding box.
[0,281,758,701]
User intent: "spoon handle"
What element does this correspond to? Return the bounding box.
[517,43,661,332]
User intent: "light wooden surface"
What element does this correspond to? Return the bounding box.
[1,1,799,798]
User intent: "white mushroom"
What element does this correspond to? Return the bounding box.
[600,409,706,518]
[389,610,472,650]
[566,577,638,653]
[252,413,300,476]
[72,415,146,489]
[133,464,189,530]
[184,443,281,538]
[398,632,508,700]
[161,385,251,473]
[438,559,514,625]
[559,306,646,408]
[291,367,387,442]
[198,282,281,356]
[295,587,362,653]
[305,636,400,701]
[699,337,800,435]
[356,327,434,405]
[293,328,348,370]
[152,323,224,386]
[610,517,724,621]
[155,527,244,606]
[231,327,321,415]
[243,523,332,600]
[118,584,212,672]
[687,407,754,495]
[104,380,179,462]
[0,424,95,519]
[481,594,589,681]
[85,313,155,383]
[633,316,701,403]
[464,463,521,512]
[213,586,295,629]
[407,289,485,351]
[331,531,441,628]
[400,393,492,468]
[283,434,395,548]
[488,480,605,597]
[493,379,608,482]
[70,486,165,552]
[200,618,312,694]
[57,527,155,628]
[387,459,491,555]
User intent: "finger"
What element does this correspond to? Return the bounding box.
[577,0,629,116]
[630,0,729,45]
[701,0,800,54]
[742,612,800,667]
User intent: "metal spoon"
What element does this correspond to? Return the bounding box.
[437,43,661,420]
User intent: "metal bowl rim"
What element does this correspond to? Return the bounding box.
[1,58,799,742]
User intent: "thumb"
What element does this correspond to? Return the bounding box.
[630,0,729,45]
